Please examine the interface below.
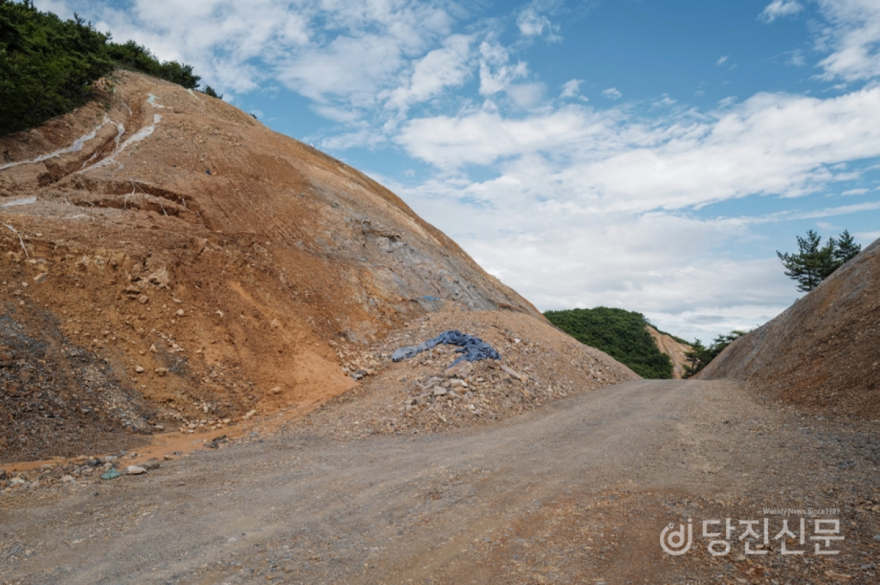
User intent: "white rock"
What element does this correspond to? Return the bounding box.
[126,465,146,475]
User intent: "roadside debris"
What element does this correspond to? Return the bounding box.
[99,468,122,480]
[391,330,500,368]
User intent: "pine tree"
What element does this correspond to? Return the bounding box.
[834,229,861,265]
[777,229,862,292]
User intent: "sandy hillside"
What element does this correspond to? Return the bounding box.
[0,71,635,463]
[646,325,692,378]
[699,237,880,416]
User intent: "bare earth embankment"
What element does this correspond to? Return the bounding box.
[699,238,880,417]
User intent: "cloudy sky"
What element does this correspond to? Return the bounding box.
[36,0,880,342]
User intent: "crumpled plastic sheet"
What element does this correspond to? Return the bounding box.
[391,330,501,368]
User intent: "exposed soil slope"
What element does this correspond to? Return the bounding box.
[699,238,880,417]
[0,71,551,462]
[646,325,692,379]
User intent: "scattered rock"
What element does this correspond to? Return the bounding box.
[445,360,474,378]
[243,410,257,420]
[126,465,146,475]
[142,460,161,470]
[137,294,150,305]
[134,365,145,373]
[500,364,523,381]
[33,272,48,283]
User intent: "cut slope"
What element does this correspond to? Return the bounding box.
[645,325,692,379]
[699,238,880,417]
[0,71,615,462]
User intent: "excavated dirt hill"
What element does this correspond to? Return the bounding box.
[0,71,634,463]
[646,325,692,379]
[699,238,880,417]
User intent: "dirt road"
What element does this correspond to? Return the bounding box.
[2,380,879,584]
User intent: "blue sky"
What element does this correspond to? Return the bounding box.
[36,0,880,342]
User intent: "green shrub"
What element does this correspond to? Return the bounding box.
[682,330,749,378]
[544,307,674,379]
[201,85,222,99]
[106,40,200,89]
[0,0,114,135]
[0,0,205,136]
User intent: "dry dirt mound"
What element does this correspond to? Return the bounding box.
[0,71,627,463]
[304,308,639,437]
[699,237,880,417]
[646,325,692,379]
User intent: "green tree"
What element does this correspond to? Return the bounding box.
[0,1,206,136]
[834,229,861,265]
[683,330,748,378]
[776,229,861,292]
[105,39,201,89]
[544,307,674,379]
[0,0,114,135]
[201,85,222,99]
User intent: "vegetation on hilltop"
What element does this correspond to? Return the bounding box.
[544,307,674,379]
[682,330,749,378]
[0,0,209,136]
[777,229,862,292]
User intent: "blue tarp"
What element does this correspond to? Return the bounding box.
[391,330,500,368]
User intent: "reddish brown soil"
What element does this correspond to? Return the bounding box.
[699,238,880,417]
[0,71,591,463]
[647,324,692,379]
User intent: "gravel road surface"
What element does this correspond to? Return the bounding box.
[2,379,879,584]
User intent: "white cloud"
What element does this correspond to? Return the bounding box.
[855,230,880,244]
[602,87,622,100]
[386,34,473,114]
[394,173,798,341]
[841,187,868,195]
[398,87,880,213]
[386,79,880,341]
[815,0,880,82]
[478,40,530,96]
[560,79,584,99]
[759,0,804,23]
[517,7,561,41]
[41,0,462,102]
[396,106,605,168]
[716,55,729,66]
